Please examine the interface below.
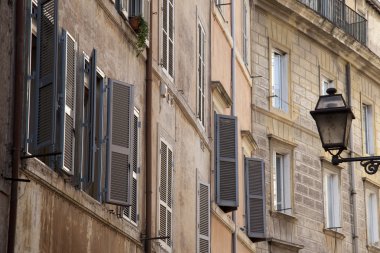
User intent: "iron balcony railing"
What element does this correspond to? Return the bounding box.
[299,0,367,45]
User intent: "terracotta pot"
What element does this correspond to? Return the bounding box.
[129,16,140,32]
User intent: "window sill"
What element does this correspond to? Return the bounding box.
[323,228,345,240]
[367,244,380,253]
[270,210,297,222]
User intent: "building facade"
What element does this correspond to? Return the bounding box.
[2,0,380,253]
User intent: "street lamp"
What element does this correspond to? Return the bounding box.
[310,88,380,174]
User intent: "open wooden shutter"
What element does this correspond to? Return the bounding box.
[198,182,210,253]
[58,30,77,175]
[215,114,238,212]
[35,0,59,152]
[105,79,134,206]
[168,0,174,77]
[245,158,266,241]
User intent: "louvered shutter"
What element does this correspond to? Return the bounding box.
[168,0,174,77]
[159,140,173,248]
[58,30,77,175]
[105,79,134,206]
[198,182,210,253]
[35,0,59,151]
[124,113,139,223]
[162,0,174,78]
[215,114,238,211]
[245,158,266,241]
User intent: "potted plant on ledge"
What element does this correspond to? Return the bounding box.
[129,16,149,56]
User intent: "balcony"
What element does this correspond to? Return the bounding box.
[299,0,367,45]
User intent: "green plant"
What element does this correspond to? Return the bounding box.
[136,16,149,56]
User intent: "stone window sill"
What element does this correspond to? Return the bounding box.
[323,228,345,240]
[270,210,297,222]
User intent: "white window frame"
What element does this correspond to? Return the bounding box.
[129,0,143,17]
[362,103,375,155]
[197,21,206,127]
[123,108,140,225]
[273,152,291,215]
[324,170,341,229]
[321,76,333,96]
[366,187,380,246]
[157,138,174,252]
[120,0,129,19]
[271,49,289,113]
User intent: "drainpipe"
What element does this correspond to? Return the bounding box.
[7,0,25,252]
[346,63,358,253]
[230,0,237,253]
[145,0,153,252]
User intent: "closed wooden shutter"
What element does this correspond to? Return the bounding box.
[215,114,238,212]
[162,0,174,78]
[159,140,173,249]
[105,79,134,206]
[35,0,59,152]
[59,30,77,175]
[245,158,266,241]
[198,182,210,253]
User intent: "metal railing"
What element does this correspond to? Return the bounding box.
[299,0,367,45]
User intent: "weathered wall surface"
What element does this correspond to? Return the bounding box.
[0,1,14,252]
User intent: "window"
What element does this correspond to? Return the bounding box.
[197,22,205,126]
[242,0,249,66]
[321,76,333,95]
[197,182,210,253]
[162,0,174,78]
[118,0,129,19]
[271,49,288,112]
[366,189,380,246]
[129,0,143,17]
[159,139,173,250]
[273,153,291,214]
[123,109,140,224]
[362,103,374,155]
[245,158,266,241]
[324,171,341,229]
[215,114,238,212]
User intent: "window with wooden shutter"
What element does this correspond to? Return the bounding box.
[34,0,59,160]
[105,79,134,206]
[215,114,238,212]
[159,139,173,249]
[197,22,205,127]
[58,30,77,175]
[242,0,249,66]
[245,158,266,241]
[124,109,140,224]
[162,0,174,78]
[198,182,210,253]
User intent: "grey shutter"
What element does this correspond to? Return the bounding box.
[215,114,238,211]
[105,79,134,206]
[124,113,139,223]
[198,182,210,253]
[88,49,97,184]
[245,158,266,241]
[59,30,77,175]
[35,0,59,151]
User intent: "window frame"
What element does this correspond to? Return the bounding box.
[269,42,291,116]
[242,0,249,66]
[366,185,380,246]
[196,20,206,127]
[161,0,175,80]
[323,164,342,230]
[269,135,296,216]
[361,95,375,156]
